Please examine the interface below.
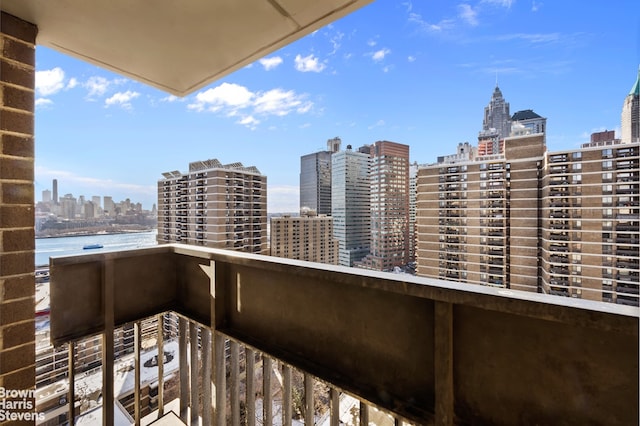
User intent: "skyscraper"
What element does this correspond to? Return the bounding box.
[478,85,511,155]
[299,137,341,215]
[358,141,410,271]
[332,145,370,267]
[483,85,511,140]
[52,178,58,204]
[158,159,267,254]
[621,66,640,143]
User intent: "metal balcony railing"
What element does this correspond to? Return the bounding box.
[48,245,639,425]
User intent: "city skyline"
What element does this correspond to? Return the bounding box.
[34,0,640,211]
[38,182,151,211]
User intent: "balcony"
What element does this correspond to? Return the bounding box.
[48,245,638,425]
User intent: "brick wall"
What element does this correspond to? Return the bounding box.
[0,10,37,412]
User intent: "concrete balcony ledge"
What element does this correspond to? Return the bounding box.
[50,244,639,425]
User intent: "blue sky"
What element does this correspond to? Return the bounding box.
[34,0,640,212]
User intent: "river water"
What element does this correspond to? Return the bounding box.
[35,230,158,267]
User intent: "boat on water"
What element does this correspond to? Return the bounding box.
[83,243,104,250]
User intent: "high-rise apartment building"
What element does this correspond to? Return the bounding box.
[417,133,544,291]
[417,134,639,306]
[409,162,419,264]
[357,141,410,271]
[270,211,339,264]
[332,145,371,266]
[621,67,639,143]
[158,159,267,254]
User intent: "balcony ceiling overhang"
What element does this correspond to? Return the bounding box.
[2,0,372,96]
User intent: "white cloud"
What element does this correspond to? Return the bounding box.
[66,78,78,90]
[294,54,326,73]
[237,115,260,129]
[161,95,180,102]
[367,39,377,47]
[35,98,54,108]
[105,90,140,109]
[259,56,283,71]
[408,55,417,62]
[368,119,386,129]
[408,12,455,32]
[85,76,111,98]
[531,1,542,11]
[494,33,561,43]
[328,31,345,55]
[188,82,254,113]
[458,4,479,26]
[371,48,391,62]
[482,0,514,7]
[188,83,313,127]
[254,89,310,116]
[35,68,66,96]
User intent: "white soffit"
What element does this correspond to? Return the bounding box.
[2,0,372,96]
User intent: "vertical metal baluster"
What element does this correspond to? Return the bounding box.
[230,341,240,426]
[283,364,292,426]
[202,329,212,426]
[214,333,226,425]
[304,373,314,426]
[67,342,75,425]
[263,356,272,426]
[246,348,255,426]
[190,322,199,425]
[359,402,369,426]
[134,321,141,425]
[102,259,115,426]
[157,314,165,418]
[179,317,189,422]
[330,388,339,426]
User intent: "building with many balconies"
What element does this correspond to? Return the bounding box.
[417,131,639,306]
[417,133,544,291]
[158,159,267,254]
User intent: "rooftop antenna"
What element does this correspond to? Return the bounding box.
[495,70,499,87]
